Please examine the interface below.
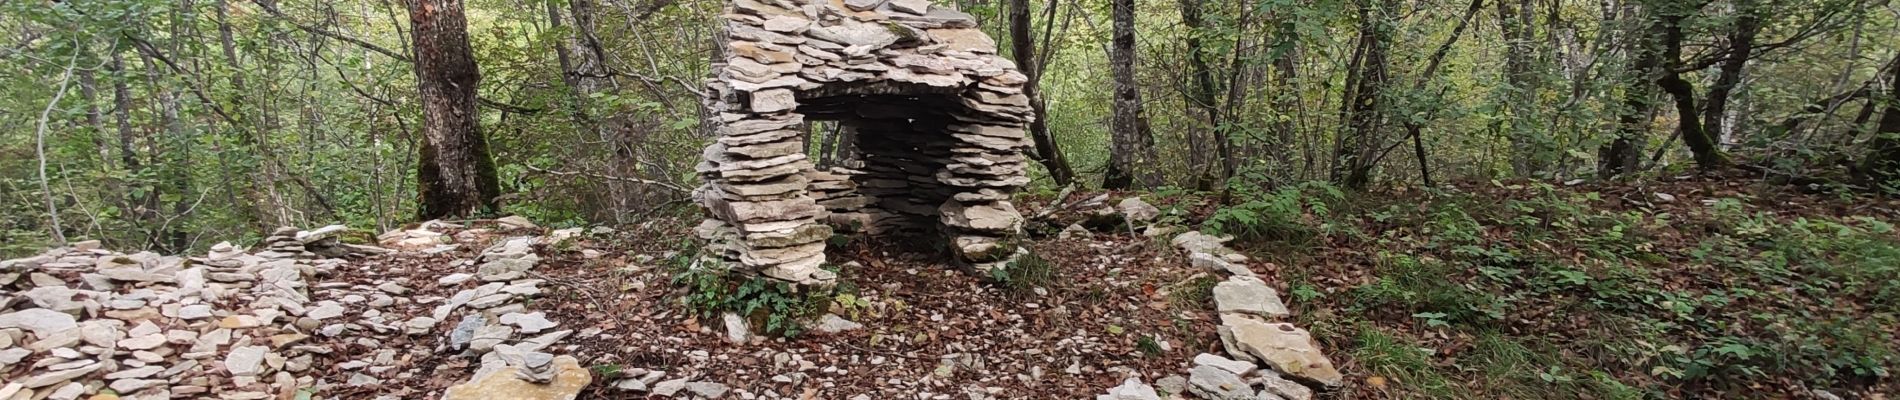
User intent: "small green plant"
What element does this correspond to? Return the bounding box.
[1167,274,1221,309]
[1289,282,1323,303]
[1203,181,1343,244]
[671,241,836,337]
[1136,334,1164,356]
[589,363,623,377]
[990,247,1057,293]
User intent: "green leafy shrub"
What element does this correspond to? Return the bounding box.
[990,247,1057,294]
[670,242,835,337]
[1204,181,1344,244]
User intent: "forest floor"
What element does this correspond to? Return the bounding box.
[3,175,1896,399]
[1142,174,1900,400]
[458,173,1900,399]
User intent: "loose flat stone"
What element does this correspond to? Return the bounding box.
[0,348,30,364]
[105,366,163,380]
[1257,370,1316,400]
[1194,353,1258,376]
[116,334,165,350]
[177,304,214,319]
[499,312,557,334]
[108,378,164,393]
[450,315,486,349]
[722,313,751,344]
[441,355,591,400]
[20,361,103,388]
[888,0,930,14]
[225,345,269,376]
[438,273,474,286]
[686,381,731,398]
[1097,377,1162,400]
[405,317,438,335]
[1213,276,1289,318]
[1192,252,1256,277]
[812,314,863,333]
[1222,318,1343,387]
[1186,365,1252,400]
[0,309,79,337]
[652,379,688,397]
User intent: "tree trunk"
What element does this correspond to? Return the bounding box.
[216,0,291,228]
[1399,0,1485,187]
[1331,0,1394,190]
[1700,0,1760,147]
[1179,0,1226,189]
[1656,11,1726,171]
[407,0,503,219]
[1008,0,1076,185]
[1270,46,1299,176]
[1103,0,1159,189]
[1498,0,1542,175]
[1860,54,1900,189]
[78,66,111,167]
[1600,5,1659,178]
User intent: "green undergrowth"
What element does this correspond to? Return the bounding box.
[990,246,1058,296]
[1185,180,1899,398]
[668,240,839,337]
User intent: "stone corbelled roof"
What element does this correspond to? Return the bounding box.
[712,0,1031,101]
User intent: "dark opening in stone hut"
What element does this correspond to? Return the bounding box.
[693,0,1034,285]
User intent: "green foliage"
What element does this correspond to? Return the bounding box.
[1204,180,1344,244]
[670,242,834,337]
[1135,334,1164,357]
[989,246,1057,294]
[1299,186,1899,398]
[588,363,623,377]
[1351,324,1465,397]
[1167,274,1221,310]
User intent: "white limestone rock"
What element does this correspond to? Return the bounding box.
[1213,276,1290,318]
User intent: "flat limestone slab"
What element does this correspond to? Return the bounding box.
[441,355,591,400]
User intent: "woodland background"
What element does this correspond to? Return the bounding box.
[1,0,1896,254]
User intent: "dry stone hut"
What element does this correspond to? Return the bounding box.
[693,0,1034,285]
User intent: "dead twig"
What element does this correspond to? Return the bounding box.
[1028,184,1080,220]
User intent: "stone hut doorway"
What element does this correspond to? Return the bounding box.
[692,0,1035,285]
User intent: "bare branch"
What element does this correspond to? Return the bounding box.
[252,0,412,62]
[521,165,690,193]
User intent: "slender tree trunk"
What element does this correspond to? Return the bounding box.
[1499,0,1542,174]
[36,48,81,245]
[1399,0,1486,187]
[1215,7,1254,181]
[78,67,112,167]
[406,0,503,219]
[1179,0,1226,189]
[1700,0,1759,147]
[1270,45,1299,176]
[1008,0,1076,185]
[109,52,159,247]
[1103,0,1159,189]
[1600,4,1658,178]
[1655,11,1726,171]
[1331,0,1394,190]
[1860,55,1900,189]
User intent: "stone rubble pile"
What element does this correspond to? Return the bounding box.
[427,234,606,399]
[0,229,350,400]
[1144,231,1342,399]
[694,0,1036,285]
[0,221,606,400]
